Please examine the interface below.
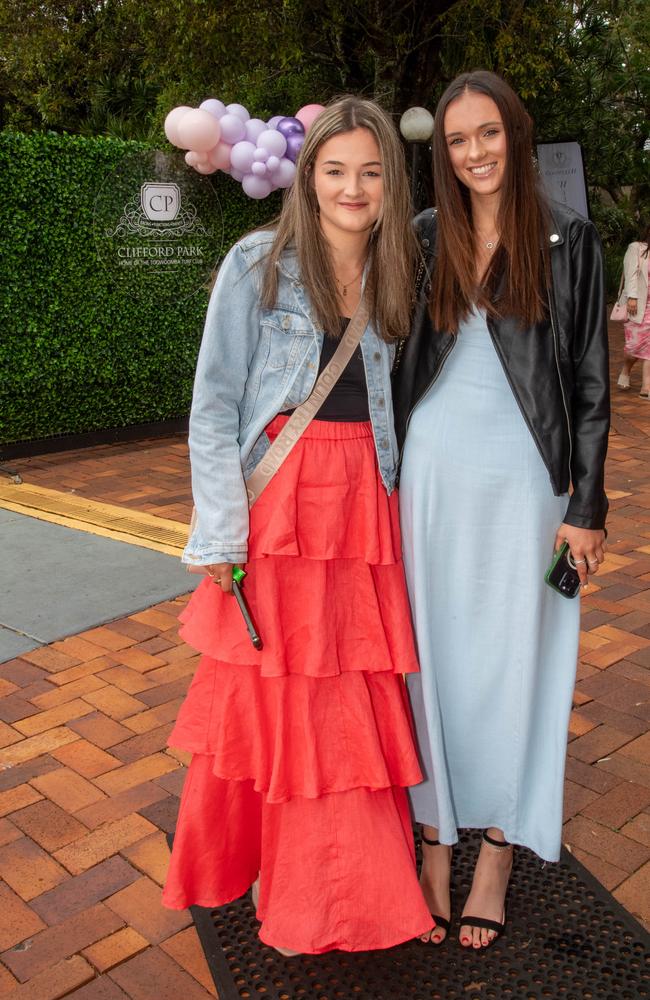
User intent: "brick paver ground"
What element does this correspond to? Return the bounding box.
[1,322,649,998]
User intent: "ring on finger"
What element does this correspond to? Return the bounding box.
[587,559,598,567]
[574,559,586,565]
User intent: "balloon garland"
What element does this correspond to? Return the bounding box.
[165,100,326,199]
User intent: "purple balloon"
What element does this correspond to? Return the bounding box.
[285,133,305,162]
[230,167,245,182]
[273,157,297,188]
[242,174,273,199]
[219,113,246,145]
[251,161,268,176]
[230,140,256,173]
[245,118,267,143]
[277,117,305,138]
[267,115,283,129]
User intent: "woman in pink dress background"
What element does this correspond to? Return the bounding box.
[617,223,650,396]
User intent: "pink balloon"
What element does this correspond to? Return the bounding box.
[257,129,286,158]
[219,114,247,145]
[242,174,273,199]
[230,140,257,173]
[164,106,193,147]
[199,98,226,119]
[245,118,267,143]
[251,161,267,176]
[295,104,326,131]
[185,150,207,168]
[177,109,221,152]
[273,157,297,188]
[226,103,250,122]
[210,141,234,171]
[195,162,217,174]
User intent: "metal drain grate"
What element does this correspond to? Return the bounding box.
[0,482,187,554]
[184,830,650,1000]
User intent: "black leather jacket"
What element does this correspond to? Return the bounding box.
[393,202,610,530]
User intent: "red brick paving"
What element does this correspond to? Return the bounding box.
[0,322,649,997]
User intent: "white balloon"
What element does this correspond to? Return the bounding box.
[226,103,250,122]
[164,106,193,147]
[257,129,287,158]
[199,98,226,119]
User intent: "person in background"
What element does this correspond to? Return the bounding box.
[617,223,650,396]
[162,96,434,956]
[393,70,609,950]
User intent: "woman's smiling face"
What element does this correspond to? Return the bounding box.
[443,91,507,203]
[312,127,384,240]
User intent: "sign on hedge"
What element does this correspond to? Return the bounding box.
[0,132,277,446]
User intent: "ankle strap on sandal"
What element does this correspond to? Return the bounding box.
[421,828,441,847]
[482,830,512,851]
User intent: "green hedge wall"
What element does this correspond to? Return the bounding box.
[0,132,279,446]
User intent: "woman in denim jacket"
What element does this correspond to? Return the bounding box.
[163,97,434,955]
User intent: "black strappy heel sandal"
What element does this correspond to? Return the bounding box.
[420,830,452,943]
[459,830,512,948]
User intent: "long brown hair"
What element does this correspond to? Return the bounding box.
[430,70,550,333]
[261,96,418,341]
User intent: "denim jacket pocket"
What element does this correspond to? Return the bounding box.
[261,309,314,370]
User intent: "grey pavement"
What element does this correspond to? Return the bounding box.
[0,508,197,662]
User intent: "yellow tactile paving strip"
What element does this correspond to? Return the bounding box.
[0,481,186,556]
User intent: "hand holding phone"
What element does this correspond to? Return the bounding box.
[544,542,581,599]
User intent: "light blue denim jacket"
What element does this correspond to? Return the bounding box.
[184,229,399,566]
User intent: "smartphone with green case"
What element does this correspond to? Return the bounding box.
[544,542,581,599]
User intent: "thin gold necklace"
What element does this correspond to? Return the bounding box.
[335,267,364,297]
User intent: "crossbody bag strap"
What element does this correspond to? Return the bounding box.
[245,293,371,507]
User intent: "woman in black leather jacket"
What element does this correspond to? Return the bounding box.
[393,71,610,950]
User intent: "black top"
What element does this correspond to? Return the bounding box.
[284,318,370,422]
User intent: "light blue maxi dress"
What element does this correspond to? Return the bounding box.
[399,307,580,862]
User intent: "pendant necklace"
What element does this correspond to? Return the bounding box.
[336,267,364,297]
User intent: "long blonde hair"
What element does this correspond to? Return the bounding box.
[261,96,417,341]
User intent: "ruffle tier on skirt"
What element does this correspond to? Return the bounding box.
[163,417,433,953]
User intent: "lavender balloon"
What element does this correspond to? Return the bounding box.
[251,161,268,177]
[267,115,283,129]
[199,99,226,119]
[285,132,305,162]
[253,147,269,162]
[273,157,297,188]
[257,129,287,158]
[277,116,305,138]
[242,174,273,199]
[230,141,257,173]
[219,114,247,145]
[226,103,250,122]
[266,155,280,172]
[245,118,267,143]
[230,167,245,182]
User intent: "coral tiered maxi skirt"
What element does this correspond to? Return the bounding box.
[163,417,433,953]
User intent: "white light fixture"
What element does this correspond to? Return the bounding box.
[399,107,434,143]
